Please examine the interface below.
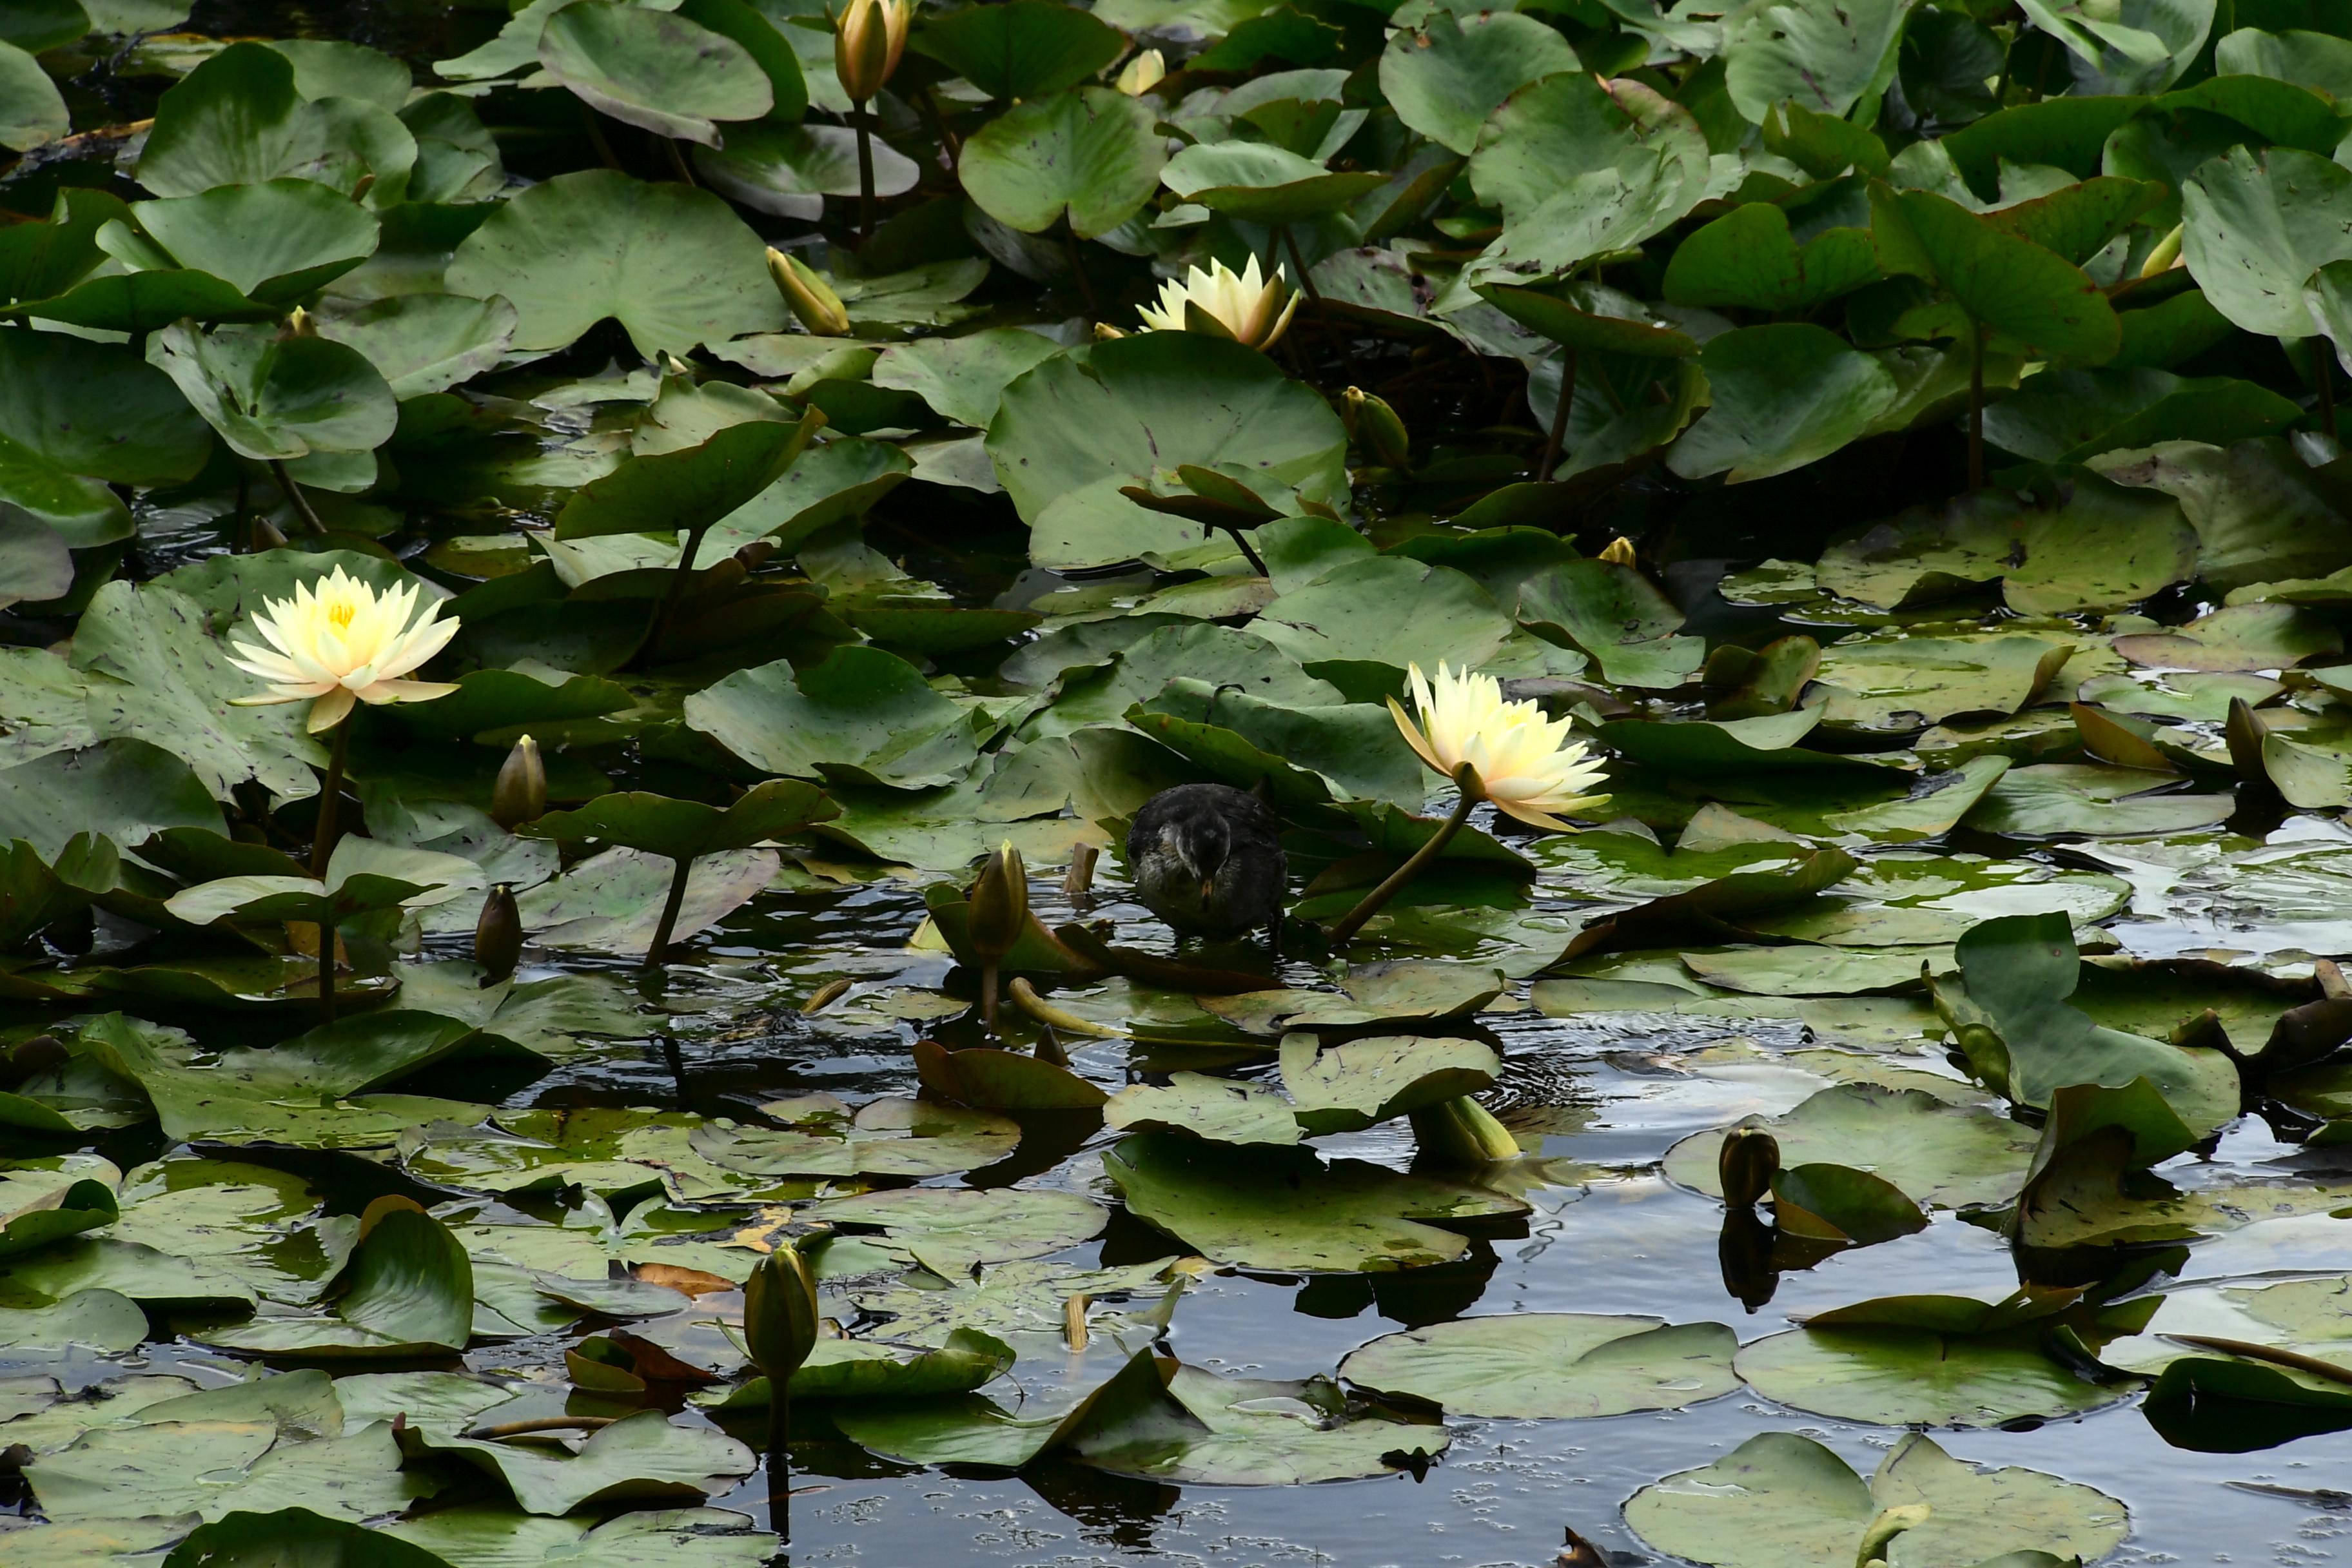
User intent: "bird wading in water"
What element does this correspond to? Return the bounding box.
[1126,783,1287,951]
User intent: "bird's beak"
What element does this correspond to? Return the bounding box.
[1199,875,1217,904]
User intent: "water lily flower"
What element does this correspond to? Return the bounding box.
[1116,48,1166,95]
[1389,661,1610,830]
[1137,255,1298,350]
[228,566,459,734]
[834,0,910,104]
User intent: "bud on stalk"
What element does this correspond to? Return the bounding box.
[475,883,522,983]
[1340,387,1412,473]
[1717,1125,1780,1211]
[966,841,1027,1028]
[832,0,910,104]
[490,734,545,828]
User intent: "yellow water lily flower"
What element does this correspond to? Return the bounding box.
[1136,255,1298,350]
[1116,48,1166,95]
[834,0,911,103]
[1389,661,1610,829]
[228,566,460,733]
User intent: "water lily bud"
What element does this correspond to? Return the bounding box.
[2225,695,2269,785]
[743,1241,821,1383]
[1340,387,1411,471]
[766,247,851,338]
[2140,222,2184,278]
[1115,48,1166,95]
[967,841,1028,965]
[1718,1126,1779,1210]
[734,538,779,572]
[285,305,316,338]
[1092,322,1129,341]
[475,883,522,981]
[833,0,910,104]
[1598,535,1638,567]
[491,734,546,828]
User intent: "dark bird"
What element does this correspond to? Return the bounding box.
[1126,783,1287,946]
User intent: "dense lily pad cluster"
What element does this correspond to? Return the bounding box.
[8,0,2352,1560]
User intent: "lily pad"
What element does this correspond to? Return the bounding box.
[691,1095,1020,1180]
[1104,1132,1525,1271]
[1625,1431,2129,1568]
[1340,1314,1738,1420]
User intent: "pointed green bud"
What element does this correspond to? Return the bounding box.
[744,1240,821,1383]
[474,883,522,981]
[1718,1125,1779,1211]
[1340,387,1411,472]
[766,247,851,338]
[491,734,545,829]
[966,841,1028,966]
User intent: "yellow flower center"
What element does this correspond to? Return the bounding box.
[326,600,356,629]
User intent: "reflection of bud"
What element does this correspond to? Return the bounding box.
[1718,1126,1779,1211]
[744,1241,821,1384]
[766,248,851,338]
[1598,536,1637,568]
[475,884,522,981]
[1115,48,1166,95]
[491,735,546,829]
[1717,1208,1778,1312]
[1340,387,1411,472]
[967,842,1028,966]
[833,0,910,104]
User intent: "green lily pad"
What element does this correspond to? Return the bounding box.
[685,645,988,790]
[1341,1313,1738,1420]
[537,1,771,146]
[31,1419,423,1530]
[1105,1073,1302,1146]
[1279,1033,1499,1135]
[986,333,1348,571]
[1665,1084,2038,1210]
[395,1408,753,1517]
[388,1505,775,1568]
[691,1095,1020,1180]
[1962,763,2235,837]
[1735,1319,2128,1428]
[1104,1132,1525,1271]
[958,87,1164,239]
[799,1186,1106,1275]
[446,170,781,357]
[1625,1431,2129,1568]
[1378,11,1578,156]
[199,1208,473,1358]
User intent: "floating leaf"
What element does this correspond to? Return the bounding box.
[1340,1314,1737,1420]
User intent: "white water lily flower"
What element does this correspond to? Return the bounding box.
[1389,661,1610,830]
[1136,255,1298,349]
[228,566,460,733]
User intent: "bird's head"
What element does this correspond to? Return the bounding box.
[1163,812,1232,906]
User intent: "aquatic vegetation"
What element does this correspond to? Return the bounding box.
[6,0,2352,1559]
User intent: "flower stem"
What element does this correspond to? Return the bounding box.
[1326,763,1480,946]
[980,960,999,1028]
[647,852,695,967]
[1967,320,1986,491]
[270,459,327,535]
[1538,348,1577,483]
[317,917,337,1024]
[2314,337,2338,441]
[854,105,876,244]
[309,713,351,877]
[1062,224,1099,322]
[643,522,713,665]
